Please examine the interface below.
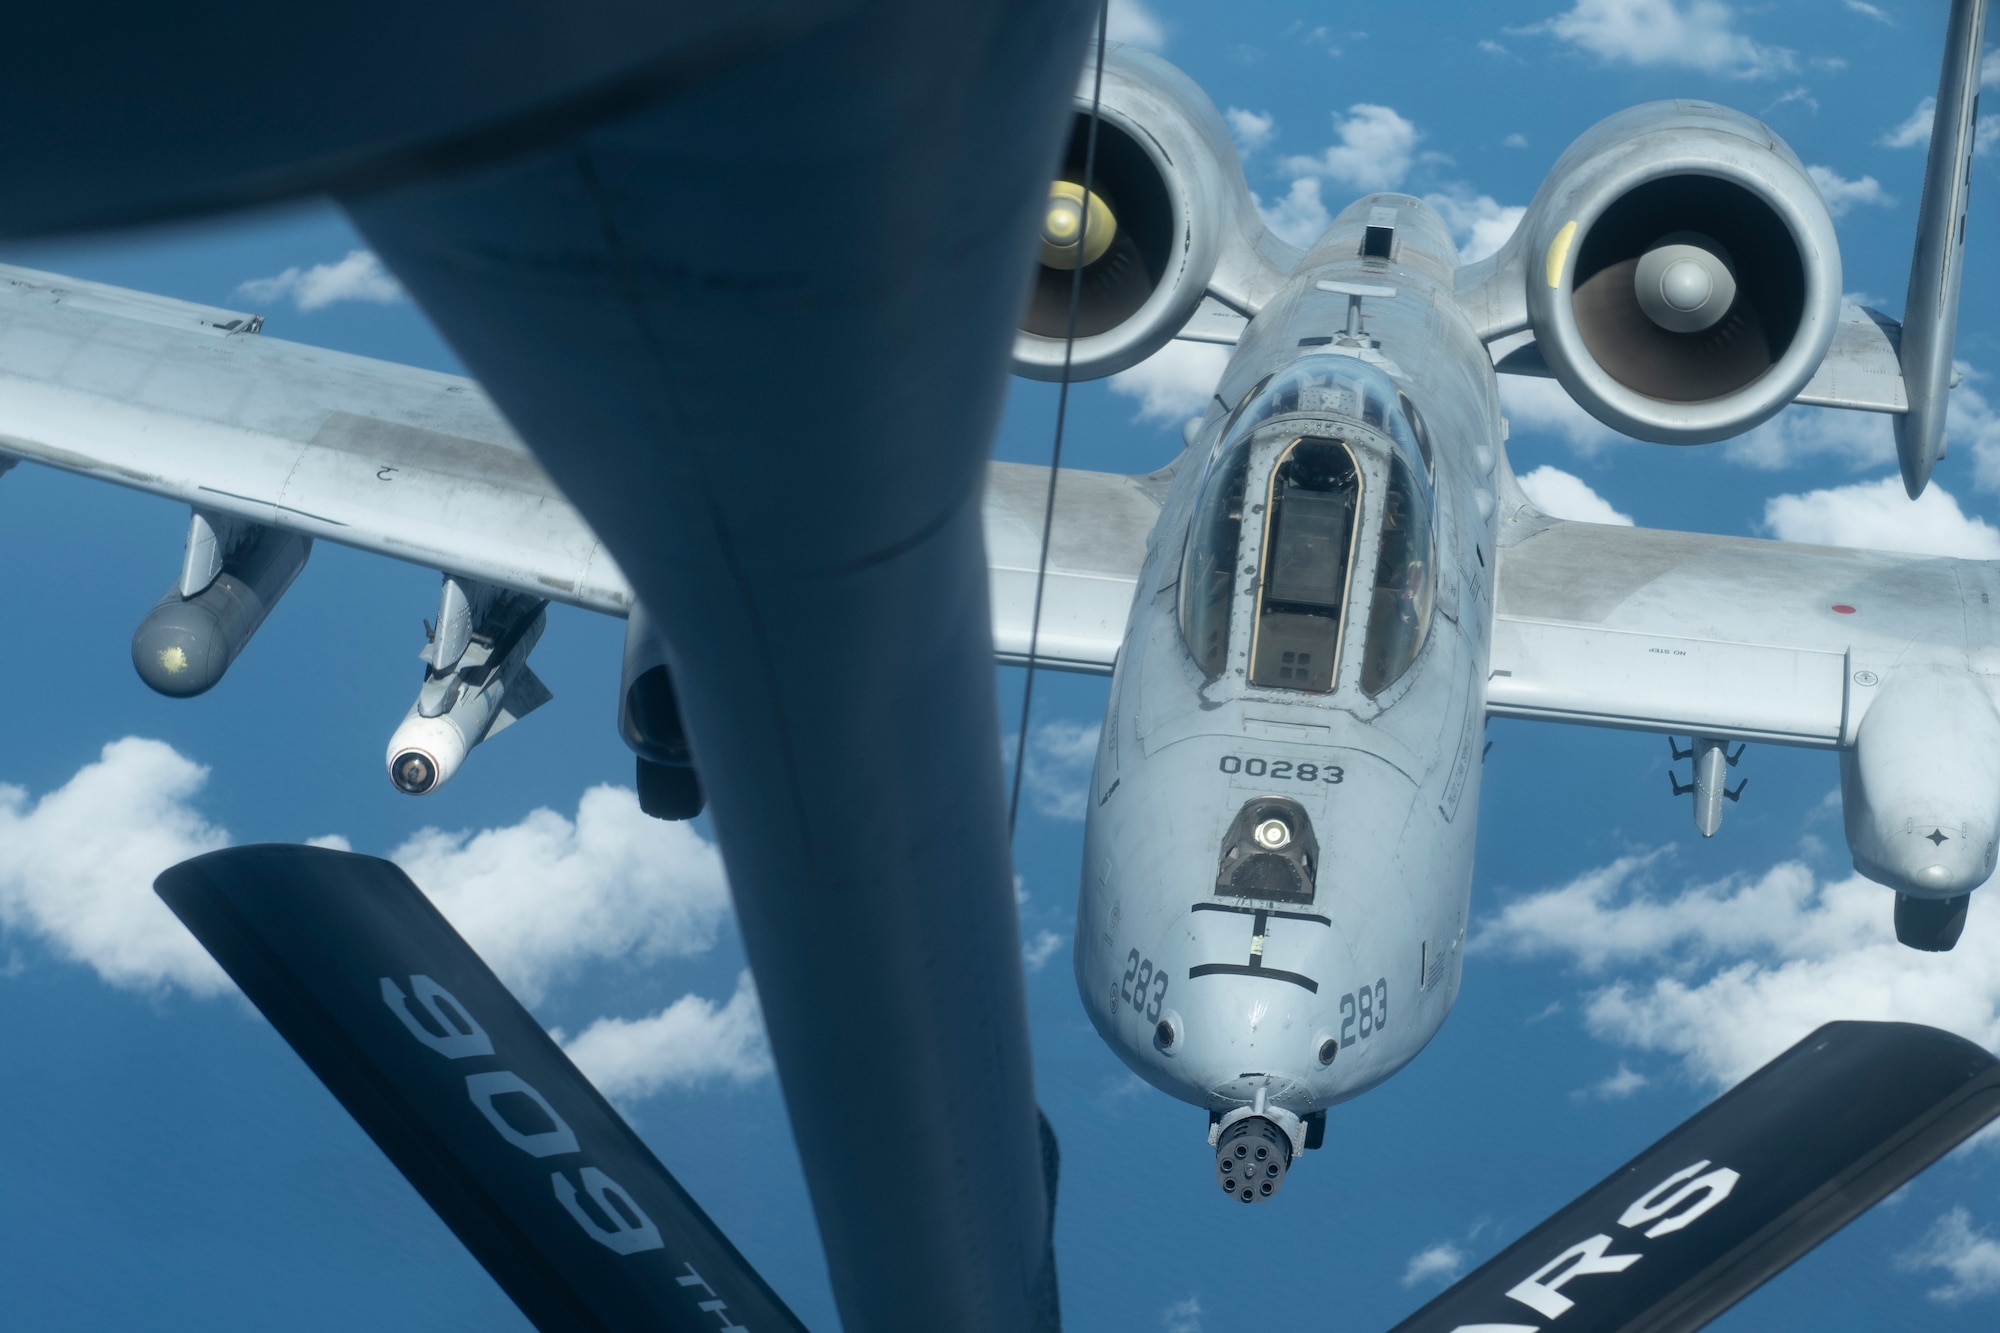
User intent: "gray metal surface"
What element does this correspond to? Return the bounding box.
[343,3,1094,1328]
[1892,0,1988,495]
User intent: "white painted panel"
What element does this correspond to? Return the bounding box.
[1487,617,1847,745]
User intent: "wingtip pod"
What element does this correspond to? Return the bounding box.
[1389,1022,2000,1333]
[1893,0,1988,500]
[153,844,808,1333]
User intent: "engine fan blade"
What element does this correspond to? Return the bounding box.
[1387,1021,2000,1333]
[1573,256,1771,404]
[155,844,806,1333]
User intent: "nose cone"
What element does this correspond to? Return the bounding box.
[132,597,230,697]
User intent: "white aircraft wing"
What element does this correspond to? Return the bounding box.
[1488,502,1987,747]
[0,263,1154,669]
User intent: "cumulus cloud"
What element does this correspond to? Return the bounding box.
[1226,107,1275,155]
[1953,374,2000,490]
[1518,465,1635,525]
[557,970,771,1098]
[1881,96,2000,155]
[1109,340,1232,424]
[1475,851,2000,1088]
[1017,719,1102,821]
[390,785,733,1003]
[1162,1296,1203,1333]
[1402,1241,1469,1288]
[0,738,762,1098]
[1583,1063,1650,1099]
[1528,0,1795,77]
[1258,177,1333,248]
[1844,0,1893,23]
[1024,929,1066,971]
[237,249,405,312]
[1502,132,1530,148]
[1281,104,1422,191]
[0,739,232,994]
[1900,1207,2000,1303]
[1498,375,1627,454]
[1107,0,1165,49]
[1762,476,2000,558]
[1724,401,1897,472]
[1808,165,1894,217]
[1425,191,1526,264]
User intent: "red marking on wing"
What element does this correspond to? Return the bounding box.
[1832,604,1857,614]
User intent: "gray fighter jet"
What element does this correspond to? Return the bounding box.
[0,0,1986,1277]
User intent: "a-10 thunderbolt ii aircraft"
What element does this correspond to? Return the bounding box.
[0,0,1986,1234]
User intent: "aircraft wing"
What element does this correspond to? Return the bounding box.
[0,262,1152,670]
[1487,500,1984,747]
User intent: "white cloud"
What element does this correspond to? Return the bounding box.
[1424,191,1526,263]
[1531,0,1795,77]
[1844,0,1892,23]
[1884,98,1937,149]
[1988,48,2000,87]
[1106,0,1165,49]
[1258,177,1333,249]
[237,249,404,312]
[1502,132,1529,148]
[1901,1207,2000,1303]
[0,739,762,1099]
[1018,720,1102,821]
[1762,476,2000,559]
[557,970,771,1098]
[1518,465,1635,524]
[1882,96,2000,155]
[1162,1296,1203,1333]
[1226,107,1275,155]
[1498,375,1626,454]
[0,738,231,994]
[1585,1063,1650,1099]
[1110,340,1231,425]
[1808,165,1894,217]
[1724,402,1895,472]
[1475,851,2000,1089]
[1402,1241,1469,1287]
[1024,929,1066,971]
[1953,373,2000,491]
[391,785,732,1004]
[1281,104,1422,191]
[1480,39,1512,57]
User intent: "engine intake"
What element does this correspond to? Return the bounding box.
[1012,46,1275,382]
[1516,102,1841,444]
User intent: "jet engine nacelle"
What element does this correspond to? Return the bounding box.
[1842,666,2000,908]
[1011,45,1284,382]
[132,514,310,697]
[1506,102,1842,444]
[618,606,704,820]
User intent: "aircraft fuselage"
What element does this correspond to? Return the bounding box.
[1076,194,1502,1192]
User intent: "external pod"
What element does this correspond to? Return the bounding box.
[1509,102,1842,444]
[1841,665,2000,902]
[1011,45,1291,381]
[132,522,310,697]
[618,606,703,820]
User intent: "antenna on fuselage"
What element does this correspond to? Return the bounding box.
[1315,279,1397,344]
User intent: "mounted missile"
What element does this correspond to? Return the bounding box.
[1668,736,1746,837]
[133,510,310,697]
[618,605,703,820]
[386,577,550,795]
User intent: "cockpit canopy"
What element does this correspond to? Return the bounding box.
[1179,356,1435,698]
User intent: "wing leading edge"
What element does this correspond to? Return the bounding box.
[0,262,1151,671]
[1488,494,1993,747]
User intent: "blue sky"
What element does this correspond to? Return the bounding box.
[1,1,1999,1329]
